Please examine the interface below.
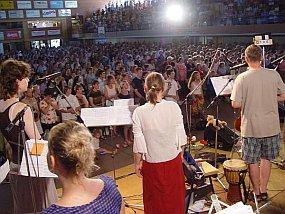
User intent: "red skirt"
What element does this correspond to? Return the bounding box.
[142,154,185,214]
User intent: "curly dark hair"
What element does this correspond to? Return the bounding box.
[0,59,30,100]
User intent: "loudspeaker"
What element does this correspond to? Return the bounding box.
[204,124,239,151]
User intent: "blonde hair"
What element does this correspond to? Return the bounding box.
[245,44,262,62]
[48,121,95,175]
[145,72,164,105]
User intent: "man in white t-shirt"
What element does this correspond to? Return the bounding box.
[58,86,80,122]
[163,69,179,102]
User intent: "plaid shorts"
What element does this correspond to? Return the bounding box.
[241,135,280,164]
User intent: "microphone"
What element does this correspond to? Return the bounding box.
[230,63,247,70]
[35,72,61,84]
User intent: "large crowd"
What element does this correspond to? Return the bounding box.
[0,40,284,142]
[84,0,284,33]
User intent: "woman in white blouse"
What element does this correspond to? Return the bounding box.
[132,72,187,214]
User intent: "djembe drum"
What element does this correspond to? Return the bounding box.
[223,159,247,203]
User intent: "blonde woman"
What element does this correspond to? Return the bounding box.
[132,72,187,214]
[44,121,125,213]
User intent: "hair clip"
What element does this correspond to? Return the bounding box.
[151,86,156,90]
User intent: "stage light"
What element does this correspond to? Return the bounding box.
[165,4,184,23]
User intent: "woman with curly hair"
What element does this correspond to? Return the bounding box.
[0,59,57,213]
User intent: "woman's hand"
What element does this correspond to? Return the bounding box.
[135,161,143,178]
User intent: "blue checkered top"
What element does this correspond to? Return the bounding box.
[42,175,122,214]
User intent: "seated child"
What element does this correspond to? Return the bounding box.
[92,129,113,155]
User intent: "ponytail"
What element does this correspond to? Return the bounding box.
[145,72,164,105]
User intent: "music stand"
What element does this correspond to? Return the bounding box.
[207,75,234,191]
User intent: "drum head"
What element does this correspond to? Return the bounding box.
[223,159,247,171]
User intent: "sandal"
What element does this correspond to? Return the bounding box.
[260,192,268,201]
[248,191,262,203]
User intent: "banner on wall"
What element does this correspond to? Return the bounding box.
[8,10,24,18]
[42,9,56,17]
[58,9,71,17]
[31,30,46,37]
[48,29,61,36]
[65,1,77,8]
[5,31,22,40]
[0,1,14,9]
[50,1,63,9]
[0,32,4,40]
[17,1,32,9]
[34,1,48,9]
[0,10,6,19]
[26,10,40,18]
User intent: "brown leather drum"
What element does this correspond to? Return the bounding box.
[223,159,247,203]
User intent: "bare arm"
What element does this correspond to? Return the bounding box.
[83,96,89,108]
[18,106,41,139]
[89,97,95,107]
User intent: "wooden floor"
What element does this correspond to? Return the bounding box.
[102,143,285,214]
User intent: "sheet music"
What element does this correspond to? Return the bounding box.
[0,160,9,183]
[111,106,137,125]
[81,107,111,127]
[210,75,235,96]
[20,139,57,178]
[114,98,134,106]
[217,202,254,214]
[81,105,138,127]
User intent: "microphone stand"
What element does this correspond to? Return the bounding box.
[51,81,85,125]
[206,77,233,192]
[5,106,38,213]
[182,49,221,152]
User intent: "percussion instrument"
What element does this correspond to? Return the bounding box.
[223,159,247,203]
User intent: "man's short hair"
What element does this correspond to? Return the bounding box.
[245,44,262,62]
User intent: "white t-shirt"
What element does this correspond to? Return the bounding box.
[132,100,187,163]
[164,79,179,102]
[58,94,80,121]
